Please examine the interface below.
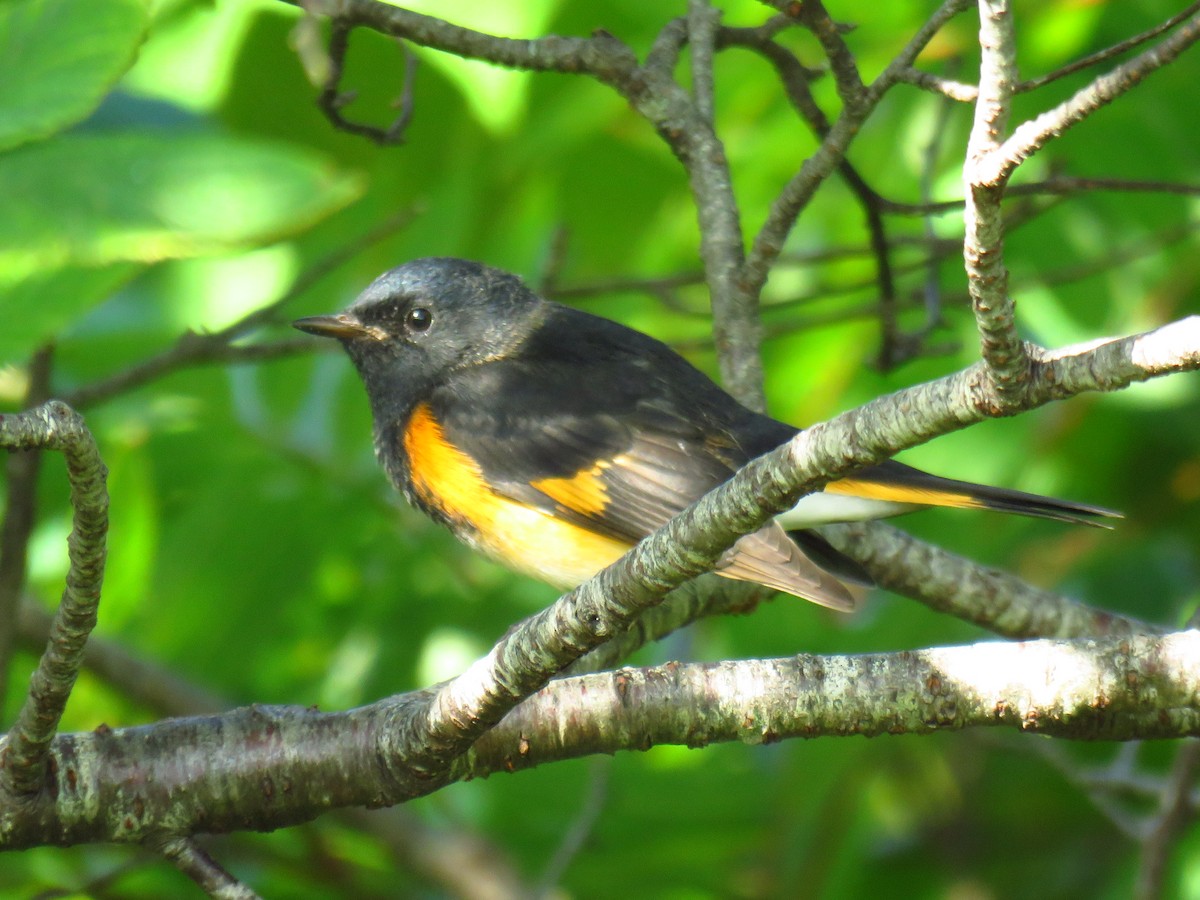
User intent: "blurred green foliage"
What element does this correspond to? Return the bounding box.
[1,0,1198,896]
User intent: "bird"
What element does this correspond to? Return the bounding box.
[294,257,1118,611]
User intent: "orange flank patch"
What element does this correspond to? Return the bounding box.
[824,476,985,509]
[532,461,610,516]
[403,404,632,587]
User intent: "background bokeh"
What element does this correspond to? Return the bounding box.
[2,0,1199,896]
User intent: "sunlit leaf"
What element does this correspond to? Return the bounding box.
[0,131,362,360]
[0,0,149,150]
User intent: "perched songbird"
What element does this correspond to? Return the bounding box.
[295,257,1118,610]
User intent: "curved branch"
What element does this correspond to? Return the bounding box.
[0,402,108,796]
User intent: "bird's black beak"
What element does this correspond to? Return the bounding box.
[293,313,371,340]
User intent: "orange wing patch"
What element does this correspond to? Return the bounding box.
[824,476,986,510]
[532,460,611,517]
[402,403,632,588]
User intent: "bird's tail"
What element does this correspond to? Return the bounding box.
[822,459,1122,528]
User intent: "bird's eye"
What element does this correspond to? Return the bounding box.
[405,307,433,333]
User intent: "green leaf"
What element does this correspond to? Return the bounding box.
[0,130,363,360]
[0,264,140,364]
[0,0,150,151]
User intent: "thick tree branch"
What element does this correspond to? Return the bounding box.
[2,632,1198,850]
[15,601,535,899]
[822,521,1157,639]
[464,632,1200,777]
[0,402,108,797]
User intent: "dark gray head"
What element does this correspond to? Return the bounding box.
[294,257,548,416]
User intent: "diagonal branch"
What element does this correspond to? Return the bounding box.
[0,402,108,796]
[981,11,1200,187]
[1016,1,1200,93]
[741,0,972,303]
[822,520,1158,639]
[386,316,1200,783]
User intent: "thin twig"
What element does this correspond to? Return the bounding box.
[688,0,718,122]
[784,0,865,109]
[896,66,978,101]
[1136,741,1200,899]
[979,12,1200,188]
[741,0,972,307]
[534,758,611,898]
[65,209,416,409]
[0,402,108,796]
[918,65,959,336]
[1018,1,1200,93]
[716,26,903,366]
[316,17,417,145]
[154,836,261,900]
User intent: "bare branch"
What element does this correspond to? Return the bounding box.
[688,0,719,122]
[4,631,1200,849]
[1017,1,1200,93]
[462,633,1200,778]
[963,0,1028,400]
[895,66,978,101]
[1135,740,1200,899]
[0,402,108,796]
[742,0,972,303]
[314,17,417,145]
[823,521,1158,640]
[786,0,866,108]
[154,836,261,900]
[979,12,1200,187]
